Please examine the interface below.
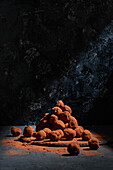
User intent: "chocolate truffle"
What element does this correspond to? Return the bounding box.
[67,141,80,155]
[75,126,84,138]
[36,130,46,140]
[62,105,72,114]
[40,119,51,129]
[88,137,100,150]
[43,128,51,138]
[64,128,76,140]
[57,129,64,137]
[56,100,65,108]
[51,106,62,116]
[59,111,71,123]
[11,127,22,136]
[68,116,78,129]
[23,125,34,137]
[49,114,58,124]
[49,130,61,141]
[82,130,92,141]
[53,120,65,130]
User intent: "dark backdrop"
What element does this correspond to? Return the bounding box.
[0,0,113,125]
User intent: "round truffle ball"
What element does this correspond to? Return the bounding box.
[51,106,62,116]
[40,119,51,129]
[23,125,34,137]
[57,129,64,137]
[68,116,78,129]
[64,128,76,140]
[75,126,84,138]
[59,111,71,123]
[36,130,46,140]
[11,127,22,136]
[88,137,100,150]
[82,130,92,141]
[62,105,72,114]
[56,100,65,108]
[43,128,51,138]
[67,141,80,155]
[53,120,65,130]
[49,130,61,141]
[49,114,58,124]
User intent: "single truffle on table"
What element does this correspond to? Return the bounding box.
[49,114,58,124]
[75,126,84,138]
[49,130,61,141]
[51,106,62,116]
[56,100,65,108]
[82,130,92,141]
[59,111,71,123]
[64,128,76,140]
[11,127,22,136]
[36,130,46,140]
[68,116,78,129]
[88,137,100,150]
[43,128,51,138]
[57,129,64,137]
[23,125,34,137]
[62,105,72,114]
[67,141,80,155]
[53,120,65,130]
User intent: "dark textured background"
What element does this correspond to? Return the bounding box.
[0,0,113,125]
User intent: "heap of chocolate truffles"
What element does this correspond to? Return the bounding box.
[35,100,100,154]
[11,100,100,155]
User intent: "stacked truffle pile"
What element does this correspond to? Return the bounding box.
[11,100,100,155]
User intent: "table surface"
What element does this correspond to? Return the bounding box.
[0,125,113,170]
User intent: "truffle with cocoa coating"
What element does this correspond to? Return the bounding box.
[40,119,51,128]
[36,130,46,140]
[67,141,80,155]
[43,128,51,138]
[49,114,58,124]
[11,127,22,136]
[88,137,100,150]
[23,125,34,137]
[53,120,65,130]
[59,111,71,123]
[75,126,84,138]
[56,100,64,108]
[49,130,61,141]
[51,106,62,116]
[82,130,92,141]
[62,105,72,114]
[68,116,78,129]
[64,128,76,140]
[57,129,64,137]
